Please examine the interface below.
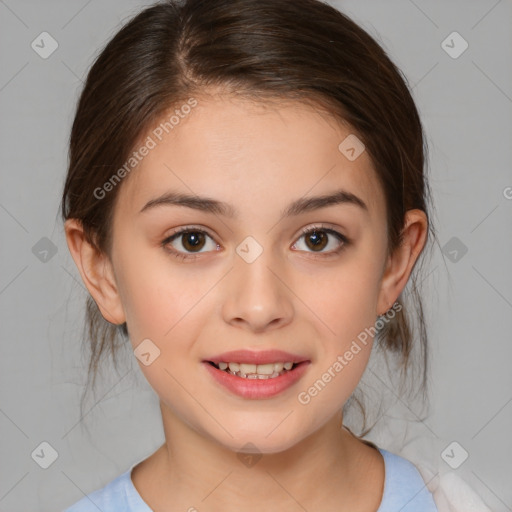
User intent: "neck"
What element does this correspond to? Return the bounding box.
[136,401,377,511]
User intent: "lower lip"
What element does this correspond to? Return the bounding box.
[202,361,310,399]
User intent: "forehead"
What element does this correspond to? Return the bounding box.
[116,94,385,223]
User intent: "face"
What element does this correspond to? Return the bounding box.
[106,94,391,453]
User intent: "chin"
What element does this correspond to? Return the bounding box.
[207,421,309,455]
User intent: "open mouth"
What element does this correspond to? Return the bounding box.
[203,358,311,399]
[207,361,301,380]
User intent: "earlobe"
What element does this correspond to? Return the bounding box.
[377,209,428,316]
[64,219,126,325]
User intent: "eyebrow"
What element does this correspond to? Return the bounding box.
[139,189,368,219]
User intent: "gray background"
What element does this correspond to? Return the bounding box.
[0,0,511,510]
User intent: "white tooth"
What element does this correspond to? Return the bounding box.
[256,363,275,375]
[239,363,257,374]
[273,362,284,372]
[226,363,295,379]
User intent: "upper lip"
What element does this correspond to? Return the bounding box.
[205,349,309,365]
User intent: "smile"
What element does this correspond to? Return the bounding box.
[203,360,310,399]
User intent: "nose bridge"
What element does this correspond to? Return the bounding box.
[222,235,293,331]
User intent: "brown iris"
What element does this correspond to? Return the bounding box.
[304,230,328,251]
[181,231,206,252]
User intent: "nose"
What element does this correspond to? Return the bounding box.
[221,245,294,333]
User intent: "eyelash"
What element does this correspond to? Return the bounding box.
[161,224,350,262]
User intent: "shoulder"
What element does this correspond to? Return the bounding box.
[63,469,150,512]
[378,448,438,512]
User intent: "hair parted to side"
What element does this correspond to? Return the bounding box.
[61,0,440,435]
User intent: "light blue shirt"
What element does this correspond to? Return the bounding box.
[63,448,438,511]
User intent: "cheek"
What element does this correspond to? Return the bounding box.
[304,257,381,344]
[294,254,381,403]
[114,250,211,401]
[114,245,207,345]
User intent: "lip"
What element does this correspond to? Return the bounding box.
[205,349,309,366]
[202,354,311,400]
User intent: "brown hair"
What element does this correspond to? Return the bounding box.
[61,0,440,434]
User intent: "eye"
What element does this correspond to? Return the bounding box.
[291,225,349,256]
[161,226,219,261]
[161,224,349,262]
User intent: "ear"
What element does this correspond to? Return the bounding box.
[64,218,126,325]
[377,209,428,316]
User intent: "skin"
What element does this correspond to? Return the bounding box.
[65,92,428,512]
